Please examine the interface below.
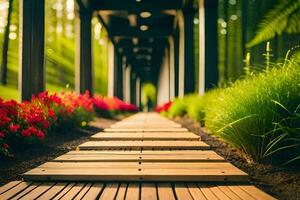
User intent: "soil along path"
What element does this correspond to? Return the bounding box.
[0,113,276,199]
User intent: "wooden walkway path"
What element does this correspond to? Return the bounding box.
[0,113,276,199]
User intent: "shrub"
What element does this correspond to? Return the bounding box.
[205,60,300,164]
[167,94,198,118]
[187,89,221,125]
[167,98,187,118]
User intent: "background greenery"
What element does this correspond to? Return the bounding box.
[216,0,300,85]
[0,0,109,101]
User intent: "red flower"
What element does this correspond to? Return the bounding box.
[21,129,31,138]
[3,143,9,149]
[9,124,20,133]
[155,101,172,113]
[43,121,50,129]
[0,132,5,138]
[36,130,45,139]
[48,109,55,118]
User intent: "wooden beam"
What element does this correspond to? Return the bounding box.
[110,26,172,38]
[108,41,115,97]
[92,0,182,11]
[114,49,123,99]
[130,72,136,105]
[198,0,205,95]
[19,0,45,101]
[204,0,218,90]
[75,9,93,94]
[183,9,195,94]
[169,37,175,100]
[177,11,185,97]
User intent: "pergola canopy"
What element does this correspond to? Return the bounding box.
[77,0,196,83]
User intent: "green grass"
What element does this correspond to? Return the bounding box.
[205,60,300,164]
[164,59,300,165]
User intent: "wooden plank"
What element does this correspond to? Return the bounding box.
[81,183,104,200]
[99,183,119,200]
[36,182,68,200]
[24,161,246,170]
[115,183,127,200]
[112,122,180,127]
[125,183,139,200]
[10,182,41,200]
[104,128,188,132]
[239,185,277,200]
[110,124,182,128]
[18,182,55,200]
[206,185,231,200]
[198,185,219,200]
[90,132,200,141]
[0,181,22,195]
[52,182,76,200]
[217,185,241,200]
[157,183,176,200]
[22,162,248,182]
[54,150,224,162]
[60,150,219,155]
[186,183,207,200]
[78,141,210,150]
[60,183,85,200]
[227,185,256,200]
[74,183,92,200]
[174,184,194,200]
[0,181,32,199]
[141,183,157,200]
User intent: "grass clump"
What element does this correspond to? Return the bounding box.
[205,60,300,164]
[162,59,300,165]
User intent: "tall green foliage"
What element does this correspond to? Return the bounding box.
[247,0,300,48]
[216,0,300,85]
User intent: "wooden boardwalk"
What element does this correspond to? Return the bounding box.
[0,113,276,199]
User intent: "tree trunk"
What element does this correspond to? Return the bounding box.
[1,0,14,85]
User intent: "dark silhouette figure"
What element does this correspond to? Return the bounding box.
[146,96,153,112]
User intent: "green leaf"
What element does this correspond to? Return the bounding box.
[247,0,300,48]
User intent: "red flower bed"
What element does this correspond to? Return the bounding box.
[93,95,138,118]
[0,91,95,156]
[155,101,172,113]
[0,91,138,156]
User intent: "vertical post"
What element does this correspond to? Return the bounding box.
[75,7,93,94]
[157,47,170,105]
[136,77,141,109]
[122,56,127,101]
[130,72,136,105]
[125,65,131,103]
[19,0,45,101]
[204,0,218,90]
[183,9,195,94]
[108,41,114,97]
[169,37,175,100]
[198,0,205,95]
[173,28,179,97]
[177,11,185,98]
[114,49,123,99]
